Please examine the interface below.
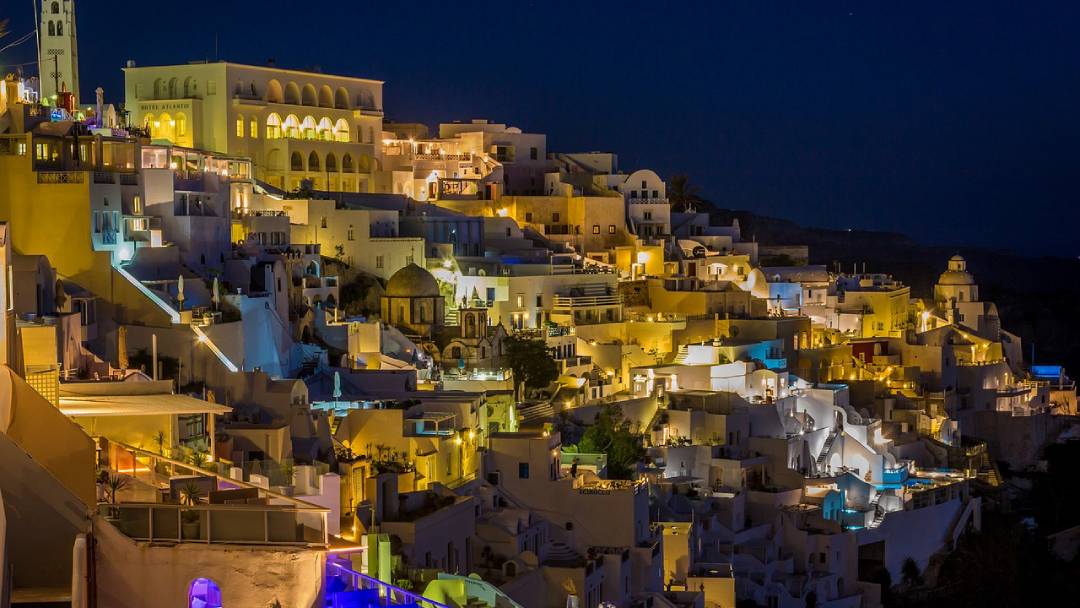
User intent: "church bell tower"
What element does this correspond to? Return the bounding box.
[38,0,80,105]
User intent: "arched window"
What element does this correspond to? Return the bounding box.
[290,151,304,171]
[266,79,283,103]
[342,154,354,172]
[153,78,165,99]
[168,77,178,98]
[335,87,350,109]
[326,152,337,172]
[48,21,55,36]
[284,81,300,105]
[265,113,282,139]
[283,114,300,139]
[317,117,333,141]
[334,119,350,143]
[155,112,174,141]
[175,112,187,137]
[188,578,223,608]
[308,151,320,171]
[301,83,318,106]
[184,77,194,97]
[235,114,244,138]
[51,2,59,14]
[301,116,316,140]
[367,126,375,144]
[319,85,334,108]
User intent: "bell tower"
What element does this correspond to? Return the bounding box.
[38,0,80,105]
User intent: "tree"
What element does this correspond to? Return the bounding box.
[503,336,559,399]
[668,174,705,212]
[901,556,922,587]
[577,405,645,479]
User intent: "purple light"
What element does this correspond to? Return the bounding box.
[187,577,223,608]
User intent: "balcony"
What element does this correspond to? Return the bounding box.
[553,294,622,308]
[37,171,85,184]
[97,441,329,548]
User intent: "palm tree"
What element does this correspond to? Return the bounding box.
[667,174,704,212]
[152,430,167,456]
[179,482,202,506]
[188,450,209,471]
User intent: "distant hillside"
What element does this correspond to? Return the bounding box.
[709,207,1080,375]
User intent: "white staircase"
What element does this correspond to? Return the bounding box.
[816,429,838,469]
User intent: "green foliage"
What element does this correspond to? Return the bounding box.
[578,405,645,479]
[179,482,203,506]
[503,336,559,397]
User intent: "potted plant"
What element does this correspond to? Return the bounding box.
[188,450,209,471]
[179,482,203,540]
[103,473,128,520]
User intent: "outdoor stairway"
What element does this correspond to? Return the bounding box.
[517,401,555,424]
[868,493,885,529]
[444,307,459,326]
[672,345,690,365]
[816,429,838,468]
[975,448,1002,487]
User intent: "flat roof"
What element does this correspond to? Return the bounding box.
[59,393,232,417]
[123,60,384,85]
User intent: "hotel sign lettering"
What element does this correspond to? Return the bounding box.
[140,102,192,111]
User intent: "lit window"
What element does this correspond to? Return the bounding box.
[235,115,244,138]
[608,225,615,234]
[249,119,258,138]
[592,225,600,234]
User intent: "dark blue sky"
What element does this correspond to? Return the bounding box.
[4,1,1079,256]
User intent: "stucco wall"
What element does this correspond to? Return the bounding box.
[94,517,325,607]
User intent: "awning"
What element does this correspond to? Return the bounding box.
[59,393,232,417]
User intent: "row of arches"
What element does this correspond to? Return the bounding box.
[46,20,64,36]
[143,112,188,142]
[286,150,372,173]
[152,76,198,100]
[264,79,376,110]
[262,113,354,142]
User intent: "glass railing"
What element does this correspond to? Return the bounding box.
[327,562,450,608]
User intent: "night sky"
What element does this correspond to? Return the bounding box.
[3,1,1079,257]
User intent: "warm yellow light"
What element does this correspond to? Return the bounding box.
[496,208,508,217]
[636,252,649,264]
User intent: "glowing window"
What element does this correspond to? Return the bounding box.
[187,578,222,608]
[265,113,282,139]
[249,118,258,138]
[235,115,244,138]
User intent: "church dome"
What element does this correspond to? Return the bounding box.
[386,263,440,298]
[938,254,974,286]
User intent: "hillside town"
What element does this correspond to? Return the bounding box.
[1,3,1078,608]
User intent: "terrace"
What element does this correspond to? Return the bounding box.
[96,441,329,547]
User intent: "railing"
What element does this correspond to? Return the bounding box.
[37,171,85,184]
[328,562,450,608]
[98,502,327,547]
[0,135,27,156]
[553,294,622,308]
[414,153,472,161]
[97,441,329,547]
[93,171,116,184]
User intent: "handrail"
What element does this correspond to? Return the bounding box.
[328,562,450,608]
